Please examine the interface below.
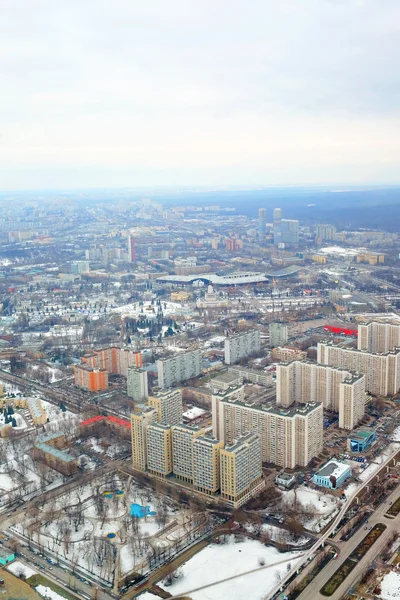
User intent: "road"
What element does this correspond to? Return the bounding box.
[265,444,400,599]
[296,484,400,600]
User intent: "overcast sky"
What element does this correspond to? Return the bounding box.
[1,0,400,190]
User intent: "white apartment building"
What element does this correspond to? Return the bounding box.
[358,321,400,354]
[269,323,288,348]
[211,385,245,441]
[339,375,366,430]
[157,349,202,388]
[276,361,366,427]
[148,388,183,426]
[127,367,149,402]
[317,342,400,396]
[213,396,323,469]
[224,329,261,365]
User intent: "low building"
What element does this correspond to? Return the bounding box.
[0,549,15,565]
[347,429,377,453]
[209,371,243,390]
[275,472,296,489]
[312,460,351,489]
[356,252,384,265]
[271,347,307,362]
[32,436,78,476]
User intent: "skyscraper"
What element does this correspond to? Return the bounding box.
[128,236,136,262]
[258,208,266,246]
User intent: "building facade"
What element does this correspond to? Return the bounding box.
[358,321,400,354]
[146,423,173,477]
[74,365,108,392]
[220,433,265,508]
[157,349,201,388]
[224,330,261,364]
[127,367,149,402]
[192,435,224,495]
[269,323,288,348]
[131,408,157,471]
[317,341,400,396]
[276,361,366,428]
[148,388,183,426]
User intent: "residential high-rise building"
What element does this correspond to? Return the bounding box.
[171,424,205,483]
[146,423,173,477]
[224,330,260,364]
[157,349,202,388]
[74,365,108,392]
[128,236,136,262]
[258,208,266,245]
[317,341,400,396]
[269,323,288,348]
[148,388,183,425]
[211,385,245,440]
[131,408,157,471]
[71,260,90,274]
[276,361,366,424]
[358,322,400,354]
[82,346,142,376]
[192,435,224,495]
[127,367,149,402]
[214,397,323,468]
[273,208,299,245]
[315,224,336,241]
[339,376,366,430]
[220,433,265,508]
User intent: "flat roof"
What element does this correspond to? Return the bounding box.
[316,460,349,478]
[349,429,376,441]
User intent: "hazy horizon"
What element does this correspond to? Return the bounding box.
[2,0,400,190]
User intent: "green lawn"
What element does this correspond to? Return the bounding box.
[26,573,81,600]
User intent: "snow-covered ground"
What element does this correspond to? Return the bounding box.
[159,535,303,600]
[137,593,159,600]
[36,584,67,600]
[7,560,37,579]
[183,407,206,421]
[280,486,340,532]
[380,570,400,599]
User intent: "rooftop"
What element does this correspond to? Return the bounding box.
[316,460,350,479]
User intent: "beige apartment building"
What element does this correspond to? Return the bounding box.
[146,423,173,477]
[192,435,224,495]
[131,408,157,471]
[358,321,400,354]
[148,388,183,426]
[171,424,205,483]
[220,433,265,508]
[317,342,400,396]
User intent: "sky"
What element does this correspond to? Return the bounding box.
[1,0,400,191]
